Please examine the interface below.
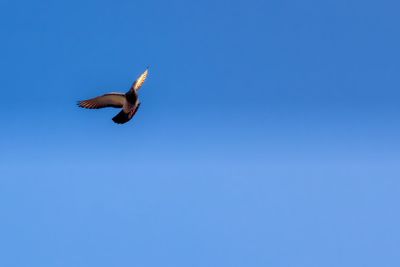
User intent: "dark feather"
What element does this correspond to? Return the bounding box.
[112,110,130,124]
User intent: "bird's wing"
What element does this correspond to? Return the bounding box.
[77,93,126,109]
[131,68,149,91]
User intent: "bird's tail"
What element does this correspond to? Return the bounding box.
[112,111,130,124]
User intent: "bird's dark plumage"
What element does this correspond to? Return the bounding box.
[77,93,125,109]
[112,103,141,124]
[77,68,148,124]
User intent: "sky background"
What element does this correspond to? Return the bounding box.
[0,0,399,266]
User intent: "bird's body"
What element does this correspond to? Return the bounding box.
[78,68,148,124]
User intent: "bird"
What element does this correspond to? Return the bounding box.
[77,68,149,124]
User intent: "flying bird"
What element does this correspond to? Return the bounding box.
[78,68,149,124]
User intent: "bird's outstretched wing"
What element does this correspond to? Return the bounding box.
[131,68,149,91]
[77,93,126,109]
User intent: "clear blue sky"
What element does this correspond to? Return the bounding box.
[0,0,399,266]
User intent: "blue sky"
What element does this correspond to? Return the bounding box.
[0,0,399,266]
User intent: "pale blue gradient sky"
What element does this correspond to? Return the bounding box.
[0,0,399,266]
